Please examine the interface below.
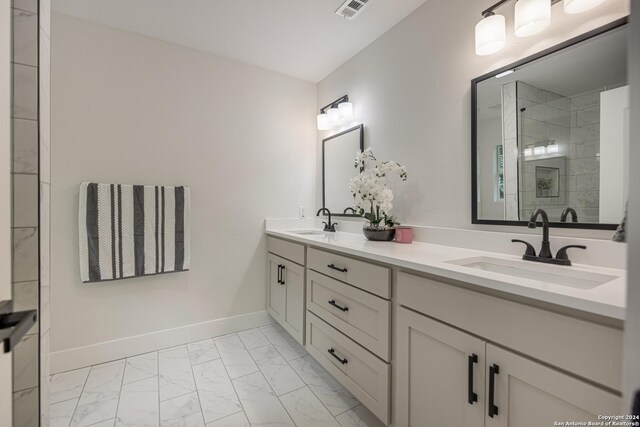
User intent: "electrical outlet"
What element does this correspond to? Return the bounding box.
[299,206,306,219]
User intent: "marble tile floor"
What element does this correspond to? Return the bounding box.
[49,323,384,427]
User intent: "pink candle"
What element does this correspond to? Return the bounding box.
[395,226,413,244]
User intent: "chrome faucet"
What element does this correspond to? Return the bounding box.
[511,208,587,266]
[560,207,578,223]
[317,208,337,232]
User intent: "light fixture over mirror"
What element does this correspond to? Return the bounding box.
[475,13,506,56]
[475,0,608,55]
[514,0,551,37]
[316,95,355,130]
[564,0,605,14]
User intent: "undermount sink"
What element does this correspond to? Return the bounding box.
[448,256,618,290]
[288,229,325,235]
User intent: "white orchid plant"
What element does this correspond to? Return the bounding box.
[349,147,408,230]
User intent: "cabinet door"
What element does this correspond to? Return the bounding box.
[485,344,622,427]
[267,254,286,324]
[282,260,305,344]
[396,307,485,427]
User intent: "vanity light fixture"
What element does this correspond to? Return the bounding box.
[564,0,605,14]
[475,0,607,55]
[475,12,506,56]
[316,95,354,130]
[534,145,547,155]
[546,141,559,153]
[515,0,551,37]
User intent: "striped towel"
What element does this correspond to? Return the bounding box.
[79,182,191,283]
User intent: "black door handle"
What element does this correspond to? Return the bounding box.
[277,264,282,284]
[327,348,348,365]
[488,364,499,418]
[468,354,478,405]
[328,300,349,312]
[280,265,286,286]
[327,264,348,273]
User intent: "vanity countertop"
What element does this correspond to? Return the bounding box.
[266,228,626,321]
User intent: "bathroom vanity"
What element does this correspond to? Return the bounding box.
[265,228,625,426]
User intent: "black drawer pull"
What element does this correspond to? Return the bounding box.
[327,348,348,365]
[328,300,349,312]
[280,265,286,286]
[488,364,499,418]
[327,264,348,273]
[277,264,282,285]
[468,354,478,405]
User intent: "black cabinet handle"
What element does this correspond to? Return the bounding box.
[328,300,349,312]
[327,264,348,273]
[280,265,286,286]
[488,364,499,418]
[277,264,282,284]
[468,354,478,405]
[327,348,348,365]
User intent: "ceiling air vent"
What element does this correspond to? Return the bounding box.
[335,0,370,20]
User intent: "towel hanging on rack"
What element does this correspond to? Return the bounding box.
[78,182,191,283]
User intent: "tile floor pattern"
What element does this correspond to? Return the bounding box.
[49,323,385,427]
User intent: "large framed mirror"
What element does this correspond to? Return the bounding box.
[472,18,628,230]
[322,124,364,216]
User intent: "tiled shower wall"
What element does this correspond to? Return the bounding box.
[517,81,571,221]
[568,89,602,223]
[10,0,50,425]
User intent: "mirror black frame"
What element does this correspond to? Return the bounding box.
[471,17,628,230]
[322,124,364,217]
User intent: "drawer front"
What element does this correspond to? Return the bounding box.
[307,247,390,299]
[307,270,390,361]
[306,311,390,425]
[267,236,305,266]
[397,271,623,392]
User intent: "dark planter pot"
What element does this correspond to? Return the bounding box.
[363,227,396,241]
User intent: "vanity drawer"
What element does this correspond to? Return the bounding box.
[397,271,623,392]
[267,236,305,266]
[306,311,390,425]
[307,270,390,361]
[307,247,390,299]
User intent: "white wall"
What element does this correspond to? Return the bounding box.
[599,85,629,224]
[317,0,629,238]
[623,0,640,412]
[51,14,316,361]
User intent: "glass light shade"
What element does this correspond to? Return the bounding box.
[327,107,340,126]
[338,102,354,122]
[514,0,551,38]
[524,147,533,157]
[475,14,506,56]
[317,113,329,130]
[547,143,559,154]
[564,0,605,14]
[534,146,547,155]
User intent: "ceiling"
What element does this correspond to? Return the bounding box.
[52,0,429,82]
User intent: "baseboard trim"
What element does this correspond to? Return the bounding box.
[50,310,274,374]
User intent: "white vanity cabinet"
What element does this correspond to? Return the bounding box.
[267,237,305,344]
[395,271,623,427]
[306,247,392,424]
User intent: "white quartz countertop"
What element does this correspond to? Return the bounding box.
[266,228,626,321]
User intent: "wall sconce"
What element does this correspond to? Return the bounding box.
[316,95,354,130]
[475,0,607,55]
